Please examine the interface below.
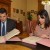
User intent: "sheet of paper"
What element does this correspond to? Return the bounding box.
[22,36,42,45]
[7,37,21,41]
[5,29,20,40]
[37,39,50,47]
[0,36,6,43]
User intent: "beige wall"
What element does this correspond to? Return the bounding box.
[11,0,38,21]
[11,0,27,25]
[27,0,38,20]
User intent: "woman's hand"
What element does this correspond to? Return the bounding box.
[40,34,49,39]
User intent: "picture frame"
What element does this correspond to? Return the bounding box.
[16,9,19,13]
[20,10,23,14]
[23,12,25,16]
[31,10,34,13]
[34,11,37,14]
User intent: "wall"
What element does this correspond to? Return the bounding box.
[27,0,38,20]
[11,0,38,21]
[11,0,27,25]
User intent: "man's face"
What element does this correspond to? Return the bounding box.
[0,13,7,22]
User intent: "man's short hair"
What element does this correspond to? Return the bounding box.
[0,8,7,14]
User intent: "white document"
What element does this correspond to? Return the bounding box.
[22,36,42,45]
[0,36,6,43]
[0,29,20,43]
[5,29,20,40]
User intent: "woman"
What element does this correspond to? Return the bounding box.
[34,9,50,39]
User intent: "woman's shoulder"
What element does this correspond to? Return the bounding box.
[48,26,50,29]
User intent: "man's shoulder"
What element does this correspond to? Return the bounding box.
[0,21,1,24]
[7,18,16,22]
[7,18,16,24]
[7,18,13,21]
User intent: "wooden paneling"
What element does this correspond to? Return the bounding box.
[0,0,11,5]
[0,0,11,17]
[38,0,44,11]
[16,21,23,33]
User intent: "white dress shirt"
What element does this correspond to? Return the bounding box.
[1,21,7,36]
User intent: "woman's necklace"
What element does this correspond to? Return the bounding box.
[40,24,44,29]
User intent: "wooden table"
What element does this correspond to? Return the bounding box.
[0,44,32,50]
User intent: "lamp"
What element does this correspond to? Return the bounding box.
[41,0,50,5]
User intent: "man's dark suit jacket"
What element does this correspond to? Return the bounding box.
[0,18,16,36]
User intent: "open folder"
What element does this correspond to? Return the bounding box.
[22,36,42,45]
[0,29,20,43]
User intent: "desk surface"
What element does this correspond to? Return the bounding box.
[0,44,32,50]
[5,37,50,50]
[7,39,50,50]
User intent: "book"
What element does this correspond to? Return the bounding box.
[0,29,20,43]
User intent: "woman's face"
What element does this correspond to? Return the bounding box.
[38,15,45,25]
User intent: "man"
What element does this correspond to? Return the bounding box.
[0,8,16,36]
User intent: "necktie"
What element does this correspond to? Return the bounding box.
[2,22,5,36]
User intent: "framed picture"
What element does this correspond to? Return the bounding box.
[23,12,25,16]
[20,10,23,14]
[34,11,37,14]
[16,9,19,13]
[27,11,30,15]
[31,10,34,13]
